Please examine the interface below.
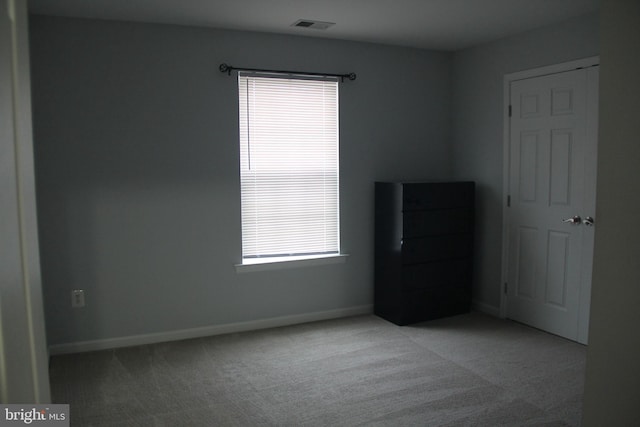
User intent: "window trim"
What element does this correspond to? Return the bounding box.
[237,72,341,264]
[235,253,348,273]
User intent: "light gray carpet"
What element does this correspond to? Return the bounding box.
[49,312,586,426]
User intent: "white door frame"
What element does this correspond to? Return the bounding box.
[500,56,600,319]
[0,0,51,402]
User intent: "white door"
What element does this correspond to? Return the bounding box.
[506,65,598,344]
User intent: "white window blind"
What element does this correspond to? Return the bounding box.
[238,72,340,260]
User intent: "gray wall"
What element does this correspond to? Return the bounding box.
[451,13,599,311]
[29,16,453,346]
[583,1,640,424]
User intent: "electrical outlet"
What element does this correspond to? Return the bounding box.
[72,289,85,308]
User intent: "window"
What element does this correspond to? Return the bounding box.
[238,72,340,264]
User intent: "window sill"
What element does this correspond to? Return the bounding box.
[235,254,349,273]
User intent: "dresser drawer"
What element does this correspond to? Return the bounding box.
[402,234,473,264]
[403,208,473,237]
[393,286,472,325]
[402,259,472,290]
[403,182,474,211]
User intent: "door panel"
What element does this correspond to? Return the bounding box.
[545,230,569,308]
[515,226,537,300]
[549,130,572,205]
[519,132,539,202]
[507,67,597,344]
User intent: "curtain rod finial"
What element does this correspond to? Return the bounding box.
[219,63,232,74]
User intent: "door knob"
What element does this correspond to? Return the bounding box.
[562,216,582,225]
[583,216,595,226]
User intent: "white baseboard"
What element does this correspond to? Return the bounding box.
[472,300,501,318]
[49,305,374,355]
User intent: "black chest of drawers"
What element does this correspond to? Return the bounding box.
[374,181,475,325]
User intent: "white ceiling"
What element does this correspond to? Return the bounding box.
[28,0,599,51]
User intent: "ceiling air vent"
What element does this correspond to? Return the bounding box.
[292,19,335,30]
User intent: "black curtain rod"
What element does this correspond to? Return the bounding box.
[219,63,356,82]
